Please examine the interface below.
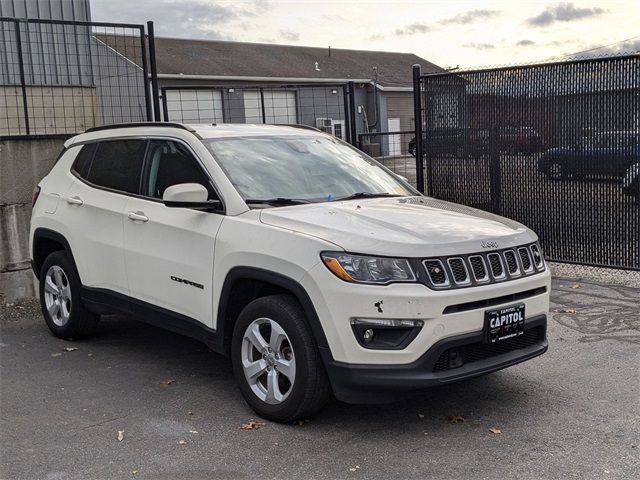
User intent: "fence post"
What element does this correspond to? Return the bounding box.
[347,81,357,146]
[13,20,30,135]
[342,85,352,144]
[147,21,161,121]
[412,64,424,194]
[139,24,153,121]
[489,126,502,214]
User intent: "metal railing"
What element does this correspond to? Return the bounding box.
[0,17,158,136]
[358,131,419,187]
[412,55,640,270]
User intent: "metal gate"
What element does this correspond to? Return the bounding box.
[412,55,640,270]
[0,17,159,136]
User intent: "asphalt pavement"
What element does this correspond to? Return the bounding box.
[1,278,638,479]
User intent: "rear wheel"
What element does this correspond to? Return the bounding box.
[231,295,331,422]
[39,251,99,339]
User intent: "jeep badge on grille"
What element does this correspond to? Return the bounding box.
[481,241,499,249]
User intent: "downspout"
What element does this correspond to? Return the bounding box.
[367,66,379,130]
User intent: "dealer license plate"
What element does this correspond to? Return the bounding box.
[485,304,525,343]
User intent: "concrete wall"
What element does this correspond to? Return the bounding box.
[0,135,68,302]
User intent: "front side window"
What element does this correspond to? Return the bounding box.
[142,140,216,200]
[85,140,146,194]
[203,135,414,203]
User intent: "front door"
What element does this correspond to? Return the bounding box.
[123,139,224,327]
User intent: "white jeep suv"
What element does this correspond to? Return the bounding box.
[30,123,550,422]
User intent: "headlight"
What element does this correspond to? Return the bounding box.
[321,252,416,284]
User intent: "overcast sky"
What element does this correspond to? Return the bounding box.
[90,0,640,69]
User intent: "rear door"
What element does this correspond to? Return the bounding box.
[122,138,224,327]
[64,139,147,295]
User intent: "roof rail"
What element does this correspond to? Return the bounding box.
[84,122,196,134]
[273,124,322,133]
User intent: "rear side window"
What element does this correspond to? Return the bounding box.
[72,143,96,179]
[85,140,147,194]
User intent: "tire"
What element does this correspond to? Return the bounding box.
[231,294,331,422]
[39,251,99,339]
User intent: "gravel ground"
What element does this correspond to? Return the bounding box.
[1,279,638,480]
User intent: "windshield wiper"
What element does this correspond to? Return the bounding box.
[245,197,313,206]
[332,192,404,202]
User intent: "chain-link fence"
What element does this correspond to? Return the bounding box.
[413,55,640,270]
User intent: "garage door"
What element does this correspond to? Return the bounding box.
[243,90,297,124]
[165,89,224,123]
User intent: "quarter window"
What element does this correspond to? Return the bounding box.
[71,143,97,179]
[142,140,216,200]
[85,140,147,194]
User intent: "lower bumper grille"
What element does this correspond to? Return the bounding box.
[433,327,543,372]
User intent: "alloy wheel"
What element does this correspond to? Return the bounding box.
[241,317,296,405]
[43,265,72,326]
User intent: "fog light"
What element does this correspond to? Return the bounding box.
[363,328,374,343]
[350,318,424,350]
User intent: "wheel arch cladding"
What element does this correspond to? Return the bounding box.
[32,228,74,276]
[217,267,332,358]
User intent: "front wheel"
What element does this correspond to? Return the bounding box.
[39,251,99,339]
[231,295,331,422]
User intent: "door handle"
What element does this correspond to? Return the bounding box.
[127,211,149,223]
[65,195,83,206]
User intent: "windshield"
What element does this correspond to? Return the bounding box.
[203,135,415,204]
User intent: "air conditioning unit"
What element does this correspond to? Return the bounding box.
[316,118,346,139]
[316,118,333,134]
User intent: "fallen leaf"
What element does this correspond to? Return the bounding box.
[117,430,124,442]
[188,411,194,416]
[131,470,139,476]
[295,419,311,426]
[417,413,425,419]
[189,430,198,434]
[160,379,175,387]
[570,284,581,289]
[561,309,577,314]
[240,420,266,430]
[178,439,187,445]
[489,427,502,434]
[349,466,361,472]
[447,415,465,423]
[62,347,78,352]
[51,353,62,357]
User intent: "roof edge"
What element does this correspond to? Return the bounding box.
[157,73,374,84]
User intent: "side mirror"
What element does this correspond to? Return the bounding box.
[163,183,221,210]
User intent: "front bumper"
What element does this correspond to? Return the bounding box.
[326,315,547,403]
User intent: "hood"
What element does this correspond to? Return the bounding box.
[260,196,535,257]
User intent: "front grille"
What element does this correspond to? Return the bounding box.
[518,247,533,272]
[504,250,520,276]
[469,255,488,282]
[421,243,544,290]
[433,327,543,372]
[487,253,505,279]
[447,258,469,284]
[530,244,544,269]
[424,260,448,286]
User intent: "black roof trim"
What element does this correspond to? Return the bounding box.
[84,122,196,134]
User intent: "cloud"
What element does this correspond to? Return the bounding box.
[369,33,385,41]
[280,30,300,41]
[439,9,500,25]
[394,23,433,37]
[516,39,536,46]
[463,42,495,51]
[90,0,269,40]
[526,3,607,27]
